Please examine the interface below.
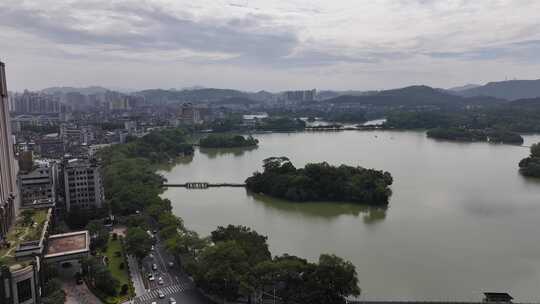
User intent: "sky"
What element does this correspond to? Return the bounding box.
[1,0,540,92]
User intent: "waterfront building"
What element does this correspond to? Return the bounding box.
[62,158,104,212]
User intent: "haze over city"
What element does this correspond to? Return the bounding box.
[2,0,540,91]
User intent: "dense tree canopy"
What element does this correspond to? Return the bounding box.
[200,134,259,148]
[211,225,271,265]
[246,157,393,205]
[99,128,192,215]
[426,128,523,144]
[196,241,252,301]
[86,219,109,251]
[82,256,119,296]
[125,227,153,260]
[519,143,540,178]
[194,225,361,304]
[385,103,540,133]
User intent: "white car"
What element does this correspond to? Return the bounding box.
[169,298,176,304]
[148,275,155,282]
[158,277,164,285]
[152,263,158,270]
[158,290,165,299]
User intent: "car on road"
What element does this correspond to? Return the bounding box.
[158,290,165,299]
[152,263,158,270]
[151,302,157,304]
[169,297,176,304]
[168,261,174,267]
[148,275,155,281]
[151,245,155,251]
[158,277,164,285]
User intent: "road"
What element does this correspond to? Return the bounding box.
[130,231,212,304]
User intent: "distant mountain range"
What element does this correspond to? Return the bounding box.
[35,78,540,106]
[322,85,505,107]
[135,88,249,104]
[455,79,540,101]
[41,86,111,95]
[448,84,481,92]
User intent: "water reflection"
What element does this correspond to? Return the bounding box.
[247,191,387,224]
[199,146,258,158]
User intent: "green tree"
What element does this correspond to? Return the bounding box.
[531,143,540,158]
[195,241,252,301]
[125,227,152,260]
[211,225,271,265]
[41,278,65,304]
[82,256,118,296]
[86,220,109,251]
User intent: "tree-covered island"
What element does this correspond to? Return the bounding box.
[519,143,540,178]
[426,127,524,144]
[199,134,259,148]
[245,157,393,205]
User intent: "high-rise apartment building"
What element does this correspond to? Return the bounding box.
[0,61,19,242]
[13,90,61,114]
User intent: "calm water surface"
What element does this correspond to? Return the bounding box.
[160,131,540,301]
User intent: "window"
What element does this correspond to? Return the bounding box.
[17,278,33,303]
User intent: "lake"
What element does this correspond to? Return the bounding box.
[160,130,540,301]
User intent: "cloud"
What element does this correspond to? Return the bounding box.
[426,40,540,63]
[0,1,299,63]
[1,0,540,91]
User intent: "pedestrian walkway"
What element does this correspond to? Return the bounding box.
[127,254,146,296]
[133,282,194,304]
[63,281,103,304]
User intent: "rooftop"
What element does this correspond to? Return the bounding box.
[45,231,89,258]
[0,208,51,266]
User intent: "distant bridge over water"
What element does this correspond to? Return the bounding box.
[162,182,246,189]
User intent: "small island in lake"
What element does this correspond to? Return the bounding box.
[245,157,393,205]
[519,143,540,177]
[427,128,524,144]
[199,134,259,148]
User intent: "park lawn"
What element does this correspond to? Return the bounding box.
[103,237,133,303]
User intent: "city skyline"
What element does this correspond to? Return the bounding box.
[1,0,540,91]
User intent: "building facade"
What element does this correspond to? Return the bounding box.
[13,91,61,114]
[0,61,19,242]
[62,158,104,212]
[18,161,57,209]
[179,103,202,125]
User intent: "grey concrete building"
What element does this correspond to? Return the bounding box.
[62,158,104,212]
[18,160,57,209]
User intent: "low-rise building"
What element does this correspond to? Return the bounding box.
[0,207,90,304]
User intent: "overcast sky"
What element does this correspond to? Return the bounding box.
[1,0,540,92]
